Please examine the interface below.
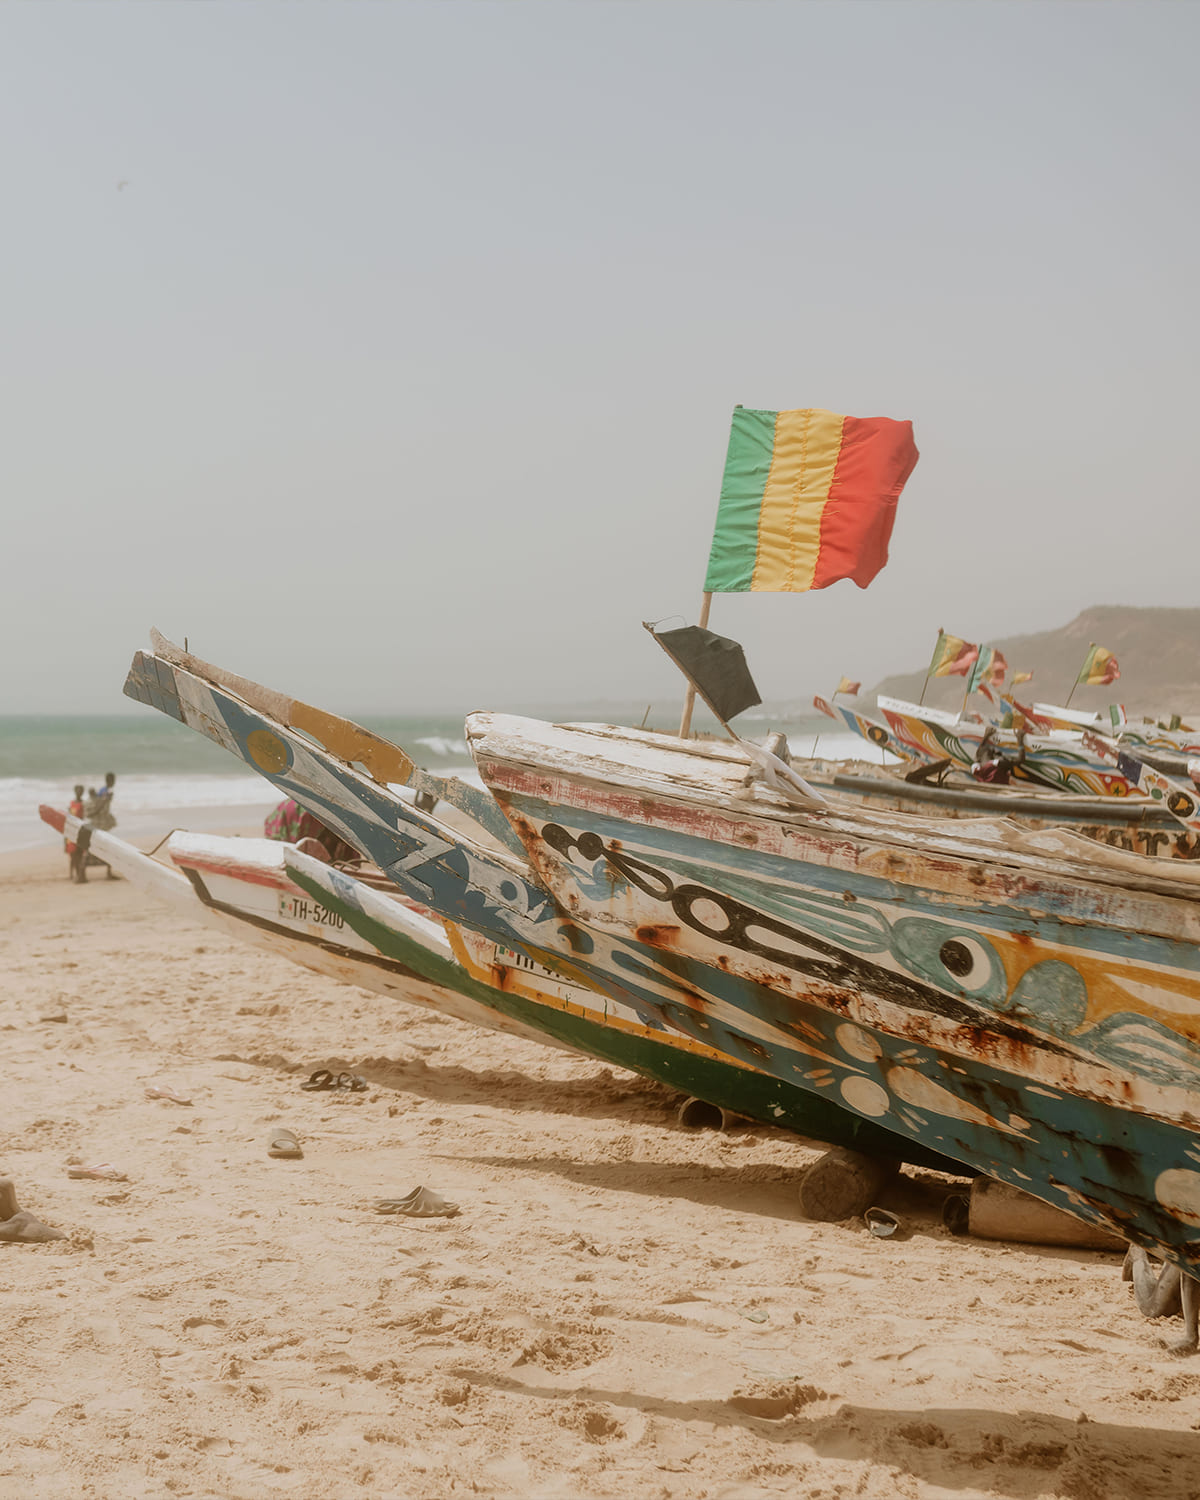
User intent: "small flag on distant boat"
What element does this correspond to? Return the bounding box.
[703,407,919,594]
[928,630,979,679]
[1012,670,1033,686]
[835,677,861,697]
[648,625,762,726]
[1078,644,1120,686]
[966,647,999,694]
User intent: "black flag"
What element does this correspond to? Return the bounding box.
[650,625,762,725]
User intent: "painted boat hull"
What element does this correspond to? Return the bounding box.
[877,700,1140,798]
[466,713,1200,1270]
[812,696,913,762]
[118,655,959,1169]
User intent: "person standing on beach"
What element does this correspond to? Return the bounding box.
[66,784,86,882]
[75,774,119,882]
[85,773,117,831]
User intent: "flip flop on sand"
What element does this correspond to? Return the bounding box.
[66,1163,127,1182]
[0,1178,66,1245]
[300,1069,336,1091]
[144,1085,192,1106]
[300,1070,367,1092]
[864,1207,901,1238]
[374,1187,459,1218]
[267,1129,304,1160]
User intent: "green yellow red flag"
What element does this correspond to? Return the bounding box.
[928,630,978,679]
[1078,644,1120,686]
[967,648,1008,693]
[966,646,996,694]
[703,408,918,594]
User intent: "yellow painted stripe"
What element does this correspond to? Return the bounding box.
[443,925,762,1068]
[751,409,846,591]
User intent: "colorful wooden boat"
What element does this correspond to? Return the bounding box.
[36,806,556,1048]
[123,638,1200,1268]
[1028,704,1200,760]
[874,695,989,766]
[809,698,1195,857]
[871,696,1141,798]
[119,646,959,1168]
[465,712,1200,1271]
[812,695,913,762]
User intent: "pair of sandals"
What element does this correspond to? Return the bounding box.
[301,1070,367,1093]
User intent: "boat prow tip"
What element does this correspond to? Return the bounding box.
[149,627,187,663]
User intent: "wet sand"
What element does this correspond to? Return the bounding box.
[3,839,1200,1499]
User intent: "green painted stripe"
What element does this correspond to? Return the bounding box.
[288,864,962,1172]
[703,408,777,593]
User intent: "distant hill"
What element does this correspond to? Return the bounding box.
[870,607,1200,718]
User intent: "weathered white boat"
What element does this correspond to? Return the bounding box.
[37,806,554,1048]
[122,637,1200,1276]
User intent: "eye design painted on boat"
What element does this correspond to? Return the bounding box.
[934,936,993,990]
[939,940,977,978]
[890,919,1004,1001]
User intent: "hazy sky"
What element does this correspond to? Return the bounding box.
[2,1,1196,717]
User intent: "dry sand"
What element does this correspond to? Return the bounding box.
[3,838,1200,1500]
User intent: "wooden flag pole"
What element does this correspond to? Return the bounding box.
[1064,644,1092,710]
[918,627,941,707]
[677,592,713,739]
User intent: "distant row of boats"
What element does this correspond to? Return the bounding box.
[813,688,1200,859]
[105,627,1200,1298]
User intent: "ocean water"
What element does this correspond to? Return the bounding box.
[0,706,888,854]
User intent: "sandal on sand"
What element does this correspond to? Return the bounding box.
[864,1207,901,1238]
[301,1070,367,1093]
[144,1085,192,1106]
[267,1129,304,1160]
[301,1069,336,1091]
[374,1187,459,1218]
[67,1163,127,1182]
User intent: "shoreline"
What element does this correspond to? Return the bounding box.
[2,841,1198,1497]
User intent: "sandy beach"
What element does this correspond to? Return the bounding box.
[3,837,1200,1500]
